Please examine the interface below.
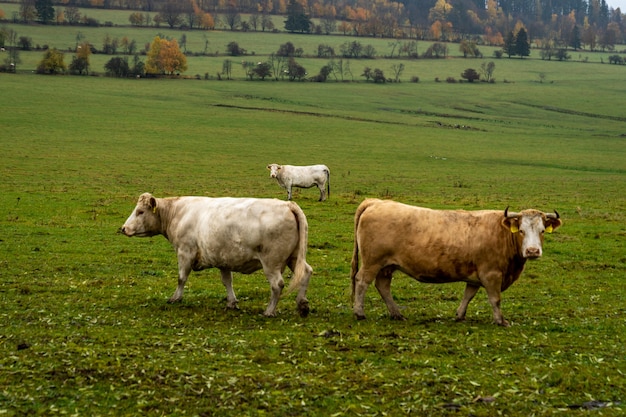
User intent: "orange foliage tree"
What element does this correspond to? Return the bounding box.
[145,36,188,75]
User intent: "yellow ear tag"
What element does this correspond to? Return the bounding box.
[546,225,553,233]
[510,224,519,233]
[152,206,157,214]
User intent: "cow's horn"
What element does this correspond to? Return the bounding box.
[504,206,519,218]
[547,209,560,219]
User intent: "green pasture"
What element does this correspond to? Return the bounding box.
[1,62,625,416]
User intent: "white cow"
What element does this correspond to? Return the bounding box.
[121,193,313,317]
[267,164,330,201]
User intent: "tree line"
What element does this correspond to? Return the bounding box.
[1,0,625,51]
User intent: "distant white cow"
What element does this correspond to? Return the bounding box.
[121,193,313,317]
[267,164,330,201]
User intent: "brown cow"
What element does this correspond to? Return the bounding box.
[351,199,562,326]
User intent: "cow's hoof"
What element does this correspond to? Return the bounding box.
[390,314,406,321]
[355,313,366,320]
[497,319,510,327]
[297,300,310,318]
[263,311,277,318]
[167,298,182,304]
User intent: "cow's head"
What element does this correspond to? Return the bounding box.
[502,207,562,259]
[267,164,282,178]
[121,193,161,237]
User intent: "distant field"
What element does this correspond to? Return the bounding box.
[0,49,625,416]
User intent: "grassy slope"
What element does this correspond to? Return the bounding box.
[1,48,625,416]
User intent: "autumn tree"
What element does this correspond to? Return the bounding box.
[145,36,187,75]
[19,0,37,22]
[129,12,144,26]
[69,41,91,75]
[37,48,66,74]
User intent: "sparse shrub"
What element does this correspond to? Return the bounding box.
[410,76,419,83]
[446,77,456,83]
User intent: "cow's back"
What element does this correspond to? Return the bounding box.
[167,197,301,272]
[355,199,513,282]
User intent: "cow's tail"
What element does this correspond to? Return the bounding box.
[286,201,311,294]
[325,168,330,199]
[351,198,376,301]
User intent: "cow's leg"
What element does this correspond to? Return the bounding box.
[456,284,480,322]
[286,185,292,200]
[317,184,325,201]
[375,269,405,320]
[220,269,238,310]
[263,270,285,317]
[353,266,377,320]
[169,250,193,303]
[481,274,509,326]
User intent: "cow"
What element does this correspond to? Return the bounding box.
[121,193,313,317]
[267,164,330,201]
[350,199,562,326]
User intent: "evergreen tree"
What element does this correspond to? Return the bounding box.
[504,31,516,58]
[515,28,530,58]
[35,0,54,24]
[570,25,582,50]
[284,0,311,33]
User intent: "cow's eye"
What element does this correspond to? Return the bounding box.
[137,210,144,216]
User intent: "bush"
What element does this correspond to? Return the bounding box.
[410,76,419,83]
[226,41,245,56]
[286,58,306,81]
[317,44,335,58]
[104,57,130,77]
[310,65,332,82]
[276,42,295,57]
[422,43,447,58]
[446,77,456,83]
[461,68,480,82]
[36,48,66,74]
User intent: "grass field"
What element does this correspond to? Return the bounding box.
[1,37,626,416]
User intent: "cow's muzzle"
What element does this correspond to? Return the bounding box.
[524,247,542,259]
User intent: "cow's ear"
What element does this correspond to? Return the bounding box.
[149,197,157,213]
[501,217,519,233]
[545,218,562,233]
